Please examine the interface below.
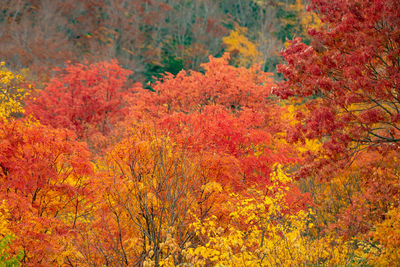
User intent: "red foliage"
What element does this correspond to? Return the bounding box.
[132,54,274,115]
[126,54,297,189]
[26,61,137,148]
[158,106,274,187]
[276,0,400,177]
[0,119,93,265]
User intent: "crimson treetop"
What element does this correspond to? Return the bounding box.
[276,0,400,174]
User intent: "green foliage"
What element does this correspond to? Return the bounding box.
[0,236,23,267]
[145,54,184,85]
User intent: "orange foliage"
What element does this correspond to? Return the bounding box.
[125,54,296,189]
[0,118,93,265]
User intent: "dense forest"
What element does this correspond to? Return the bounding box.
[0,0,399,266]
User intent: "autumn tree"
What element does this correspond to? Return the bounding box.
[181,167,351,266]
[69,127,204,266]
[0,119,93,265]
[132,53,275,115]
[275,0,400,263]
[26,60,137,151]
[121,55,309,264]
[276,0,400,176]
[127,54,296,189]
[66,54,311,266]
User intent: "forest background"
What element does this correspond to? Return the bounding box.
[0,0,399,266]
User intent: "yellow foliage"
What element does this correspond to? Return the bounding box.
[87,128,201,266]
[201,181,223,195]
[289,0,321,31]
[281,0,322,47]
[182,166,357,266]
[222,25,262,67]
[369,205,400,265]
[0,62,32,119]
[0,201,12,238]
[281,101,322,154]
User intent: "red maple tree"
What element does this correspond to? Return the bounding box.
[276,0,400,177]
[26,60,138,150]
